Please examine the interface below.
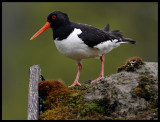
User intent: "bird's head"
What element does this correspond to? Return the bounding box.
[47,11,70,28]
[30,11,69,40]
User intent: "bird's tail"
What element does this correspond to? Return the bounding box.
[121,38,136,44]
[102,24,136,44]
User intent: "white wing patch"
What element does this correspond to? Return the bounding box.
[94,39,120,54]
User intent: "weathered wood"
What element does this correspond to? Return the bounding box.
[28,64,41,120]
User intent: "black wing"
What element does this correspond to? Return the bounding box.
[71,22,118,48]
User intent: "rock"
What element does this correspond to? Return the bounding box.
[84,62,158,118]
[82,80,92,85]
[38,57,158,120]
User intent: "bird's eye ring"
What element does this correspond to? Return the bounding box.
[52,15,56,19]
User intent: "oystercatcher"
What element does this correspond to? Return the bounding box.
[30,11,135,87]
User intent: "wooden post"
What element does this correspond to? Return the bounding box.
[28,64,41,120]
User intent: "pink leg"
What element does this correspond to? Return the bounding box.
[91,54,105,84]
[69,62,82,87]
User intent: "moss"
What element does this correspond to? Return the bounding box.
[70,85,92,91]
[138,75,156,86]
[132,74,157,107]
[39,81,108,120]
[39,80,72,100]
[39,80,113,120]
[81,103,105,116]
[40,104,72,120]
[133,88,143,95]
[39,80,73,111]
[118,57,144,72]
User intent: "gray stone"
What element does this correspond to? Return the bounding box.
[84,62,158,117]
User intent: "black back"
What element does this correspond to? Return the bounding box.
[53,21,121,48]
[48,11,135,47]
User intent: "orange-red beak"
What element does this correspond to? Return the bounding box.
[30,22,51,40]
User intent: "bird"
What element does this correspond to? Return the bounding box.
[30,11,136,87]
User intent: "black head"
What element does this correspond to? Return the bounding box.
[30,11,70,40]
[47,11,70,28]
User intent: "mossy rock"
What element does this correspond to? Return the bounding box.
[39,80,108,120]
[38,58,157,120]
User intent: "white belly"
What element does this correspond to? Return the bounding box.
[54,28,120,62]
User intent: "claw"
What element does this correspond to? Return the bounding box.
[91,76,103,84]
[69,81,82,87]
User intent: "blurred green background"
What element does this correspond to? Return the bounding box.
[2,2,158,120]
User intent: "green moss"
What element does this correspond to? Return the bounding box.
[136,75,154,101]
[70,85,92,91]
[138,75,155,86]
[39,81,108,120]
[133,88,143,95]
[81,103,104,116]
[132,74,157,108]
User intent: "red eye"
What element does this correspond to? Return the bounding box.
[52,15,56,19]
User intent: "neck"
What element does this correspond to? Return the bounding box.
[52,22,74,40]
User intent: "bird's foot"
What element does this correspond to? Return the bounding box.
[69,81,82,87]
[91,75,103,84]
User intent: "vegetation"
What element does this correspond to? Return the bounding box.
[39,80,107,120]
[117,57,144,72]
[132,74,158,108]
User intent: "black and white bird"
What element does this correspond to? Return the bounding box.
[30,11,136,87]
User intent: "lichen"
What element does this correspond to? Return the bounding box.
[118,57,144,72]
[132,74,158,108]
